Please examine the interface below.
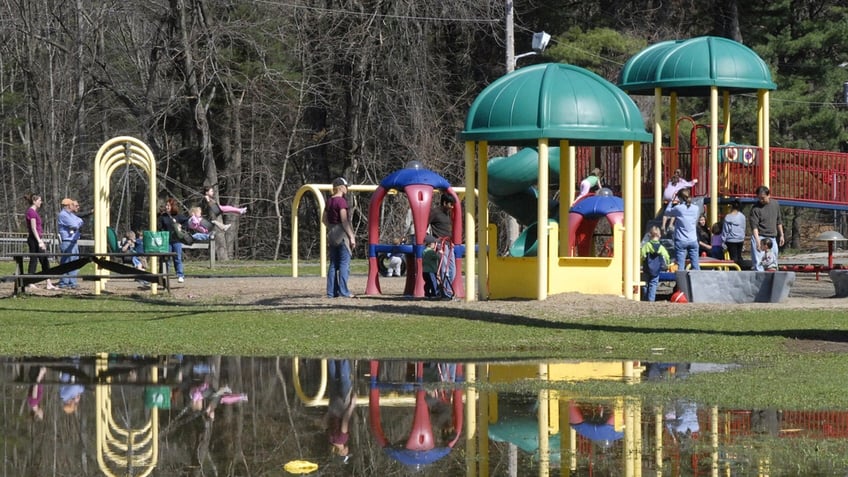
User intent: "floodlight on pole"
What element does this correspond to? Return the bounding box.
[513,31,551,66]
[531,31,551,53]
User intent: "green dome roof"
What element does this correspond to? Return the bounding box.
[618,36,776,96]
[461,63,651,146]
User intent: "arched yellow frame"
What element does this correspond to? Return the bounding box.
[95,353,159,477]
[93,137,159,295]
[291,183,471,280]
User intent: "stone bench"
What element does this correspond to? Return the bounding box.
[676,271,795,303]
[829,270,848,298]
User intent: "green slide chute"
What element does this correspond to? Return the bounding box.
[488,147,562,256]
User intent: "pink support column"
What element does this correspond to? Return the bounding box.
[366,187,389,295]
[405,185,435,297]
[446,189,465,298]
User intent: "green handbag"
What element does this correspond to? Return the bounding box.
[143,231,170,253]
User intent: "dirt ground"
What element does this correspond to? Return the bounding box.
[9,252,847,316]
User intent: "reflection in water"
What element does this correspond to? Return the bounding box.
[2,356,848,476]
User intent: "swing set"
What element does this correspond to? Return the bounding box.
[92,136,163,295]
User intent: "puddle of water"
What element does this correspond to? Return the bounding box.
[1,355,846,476]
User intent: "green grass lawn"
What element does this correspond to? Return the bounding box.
[2,259,848,410]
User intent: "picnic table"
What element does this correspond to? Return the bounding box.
[4,251,175,296]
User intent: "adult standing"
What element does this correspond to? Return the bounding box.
[428,194,456,299]
[661,169,698,232]
[664,188,701,271]
[24,193,57,290]
[323,177,356,298]
[158,198,189,283]
[749,185,784,271]
[721,200,747,268]
[57,197,84,289]
[325,359,356,461]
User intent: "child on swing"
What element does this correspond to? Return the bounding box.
[187,206,215,241]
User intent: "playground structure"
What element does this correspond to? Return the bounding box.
[94,353,163,477]
[92,137,161,295]
[290,183,472,287]
[486,147,625,259]
[463,361,848,476]
[292,358,466,470]
[288,36,848,301]
[460,62,651,301]
[456,35,844,301]
[364,163,465,298]
[368,361,465,468]
[465,361,644,475]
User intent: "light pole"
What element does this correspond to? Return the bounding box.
[504,5,551,248]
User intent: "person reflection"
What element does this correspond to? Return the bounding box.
[324,359,356,461]
[59,370,85,415]
[189,378,248,420]
[426,362,459,441]
[26,366,47,420]
[664,400,700,440]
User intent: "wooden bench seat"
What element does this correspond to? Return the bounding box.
[181,240,216,268]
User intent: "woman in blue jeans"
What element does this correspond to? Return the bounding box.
[664,188,701,271]
[158,198,188,283]
[323,178,356,298]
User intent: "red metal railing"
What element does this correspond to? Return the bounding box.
[575,145,848,208]
[780,410,848,438]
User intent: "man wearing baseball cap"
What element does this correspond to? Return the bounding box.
[324,177,356,298]
[57,197,84,289]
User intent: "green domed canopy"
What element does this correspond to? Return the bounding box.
[461,63,651,146]
[618,36,776,96]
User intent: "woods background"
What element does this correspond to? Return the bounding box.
[2,0,848,260]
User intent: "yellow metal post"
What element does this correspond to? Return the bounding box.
[538,364,550,477]
[654,88,664,213]
[762,90,770,188]
[623,141,634,299]
[466,364,478,477]
[710,87,719,226]
[632,142,642,300]
[537,139,549,300]
[475,141,489,301]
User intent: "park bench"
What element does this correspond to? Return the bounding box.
[182,239,216,268]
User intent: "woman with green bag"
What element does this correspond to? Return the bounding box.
[158,198,189,283]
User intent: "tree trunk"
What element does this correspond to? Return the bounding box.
[791,207,801,249]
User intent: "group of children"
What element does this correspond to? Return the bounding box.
[381,235,453,299]
[641,222,777,302]
[116,206,222,275]
[423,235,453,300]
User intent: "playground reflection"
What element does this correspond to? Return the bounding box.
[2,355,848,476]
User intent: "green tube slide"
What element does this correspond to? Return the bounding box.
[487,147,562,257]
